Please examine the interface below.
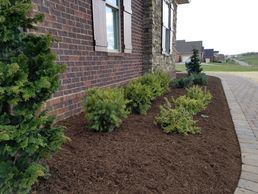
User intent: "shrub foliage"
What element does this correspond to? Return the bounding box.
[83,88,129,132]
[155,98,200,135]
[156,86,213,135]
[125,71,171,115]
[186,85,212,108]
[124,80,153,115]
[172,96,204,115]
[0,1,66,193]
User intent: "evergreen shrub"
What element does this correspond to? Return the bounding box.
[83,88,129,132]
[0,1,66,193]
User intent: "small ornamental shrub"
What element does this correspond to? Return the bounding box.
[139,73,163,99]
[155,99,200,135]
[191,73,208,85]
[186,85,212,108]
[0,1,66,193]
[154,70,171,94]
[172,96,204,115]
[124,80,153,115]
[185,49,203,75]
[174,76,193,88]
[83,88,129,132]
[139,71,171,99]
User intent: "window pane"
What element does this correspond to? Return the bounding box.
[163,2,169,28]
[165,29,170,53]
[106,6,119,50]
[106,0,119,6]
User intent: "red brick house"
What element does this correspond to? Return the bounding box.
[32,0,190,120]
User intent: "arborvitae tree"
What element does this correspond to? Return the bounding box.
[0,1,67,193]
[185,49,203,75]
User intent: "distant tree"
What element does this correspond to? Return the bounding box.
[185,49,203,75]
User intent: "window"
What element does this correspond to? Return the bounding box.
[106,0,120,51]
[162,0,174,55]
[92,0,132,53]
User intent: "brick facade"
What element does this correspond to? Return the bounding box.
[32,0,182,120]
[32,0,144,120]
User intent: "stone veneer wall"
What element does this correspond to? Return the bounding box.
[144,0,178,78]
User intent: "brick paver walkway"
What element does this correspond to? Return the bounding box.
[210,73,258,194]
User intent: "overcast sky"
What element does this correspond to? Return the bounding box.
[177,0,258,55]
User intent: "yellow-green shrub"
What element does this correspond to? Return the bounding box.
[172,96,204,115]
[83,88,129,132]
[155,99,200,135]
[186,85,212,108]
[124,81,153,115]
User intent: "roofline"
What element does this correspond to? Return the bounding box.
[176,0,191,5]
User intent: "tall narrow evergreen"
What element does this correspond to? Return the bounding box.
[0,1,66,193]
[185,49,203,75]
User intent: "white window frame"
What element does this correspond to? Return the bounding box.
[162,0,174,55]
[105,0,121,53]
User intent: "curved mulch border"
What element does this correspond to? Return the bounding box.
[33,76,241,194]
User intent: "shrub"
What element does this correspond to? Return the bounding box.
[186,85,212,108]
[124,80,153,115]
[191,73,208,85]
[83,88,129,132]
[0,1,66,193]
[153,70,171,94]
[139,73,163,99]
[185,49,203,75]
[172,96,204,115]
[139,71,171,98]
[174,76,193,88]
[155,99,200,135]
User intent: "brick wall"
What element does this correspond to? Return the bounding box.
[32,0,145,120]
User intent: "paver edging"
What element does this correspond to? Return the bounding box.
[217,76,258,194]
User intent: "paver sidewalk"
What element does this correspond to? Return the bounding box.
[210,73,258,194]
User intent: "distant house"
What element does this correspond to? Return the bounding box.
[203,49,214,63]
[213,51,225,62]
[31,0,190,120]
[176,40,204,63]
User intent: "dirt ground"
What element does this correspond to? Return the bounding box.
[33,76,241,194]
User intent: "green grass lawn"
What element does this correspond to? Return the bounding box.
[236,55,258,66]
[176,62,258,72]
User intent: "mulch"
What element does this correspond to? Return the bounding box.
[33,75,241,194]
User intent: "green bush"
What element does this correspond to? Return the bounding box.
[0,1,66,193]
[124,80,153,115]
[185,49,203,75]
[186,85,212,108]
[139,71,171,98]
[155,99,200,135]
[139,73,163,99]
[174,76,193,88]
[153,70,171,93]
[172,96,204,115]
[191,73,208,85]
[83,88,129,132]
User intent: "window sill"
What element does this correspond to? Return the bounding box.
[162,52,172,57]
[107,52,124,57]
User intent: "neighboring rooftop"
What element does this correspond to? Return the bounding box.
[176,40,203,54]
[204,49,214,58]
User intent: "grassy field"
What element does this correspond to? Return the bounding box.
[176,62,258,72]
[236,55,258,66]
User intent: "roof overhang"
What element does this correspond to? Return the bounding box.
[177,0,191,4]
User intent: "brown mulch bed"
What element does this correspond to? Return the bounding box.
[33,76,241,194]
